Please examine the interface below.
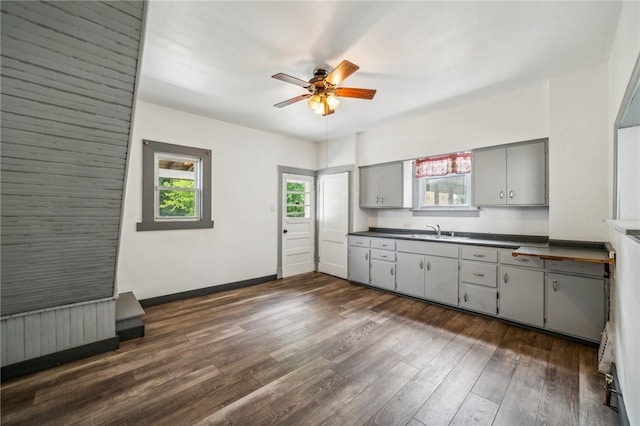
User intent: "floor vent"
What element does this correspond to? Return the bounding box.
[116,292,145,341]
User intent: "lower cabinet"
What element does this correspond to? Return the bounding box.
[459,282,497,315]
[370,259,396,291]
[347,245,370,285]
[424,256,459,306]
[396,252,425,298]
[499,265,545,328]
[347,235,607,343]
[547,272,605,342]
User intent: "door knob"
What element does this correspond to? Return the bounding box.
[283,229,288,234]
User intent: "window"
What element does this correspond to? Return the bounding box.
[285,180,312,218]
[137,140,213,231]
[413,151,477,214]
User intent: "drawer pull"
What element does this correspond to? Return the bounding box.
[516,257,530,263]
[380,254,387,258]
[381,244,388,247]
[463,292,468,302]
[473,272,485,277]
[356,241,362,245]
[472,254,486,258]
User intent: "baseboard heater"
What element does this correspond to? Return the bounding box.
[605,363,629,426]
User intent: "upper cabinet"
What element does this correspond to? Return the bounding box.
[360,162,411,208]
[472,139,548,206]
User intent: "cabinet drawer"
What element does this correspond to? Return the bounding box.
[461,262,497,287]
[461,247,498,263]
[500,250,545,269]
[371,238,395,250]
[459,283,497,316]
[396,240,459,258]
[371,249,396,262]
[349,236,370,248]
[548,260,604,277]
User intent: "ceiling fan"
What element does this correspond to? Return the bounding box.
[272,60,377,116]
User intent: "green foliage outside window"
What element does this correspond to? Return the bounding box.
[286,182,307,217]
[159,178,196,217]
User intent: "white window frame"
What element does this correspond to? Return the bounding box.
[154,153,202,221]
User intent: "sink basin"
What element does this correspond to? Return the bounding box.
[409,234,468,241]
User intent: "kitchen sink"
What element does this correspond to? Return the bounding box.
[409,234,468,241]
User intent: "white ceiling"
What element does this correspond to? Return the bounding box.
[138,1,622,143]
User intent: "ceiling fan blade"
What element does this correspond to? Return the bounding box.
[334,87,377,100]
[274,94,311,108]
[272,73,311,88]
[325,60,360,86]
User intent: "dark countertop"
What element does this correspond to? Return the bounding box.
[349,229,613,261]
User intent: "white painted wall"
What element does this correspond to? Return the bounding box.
[359,82,550,166]
[316,133,356,170]
[607,2,640,425]
[548,63,609,241]
[117,101,316,300]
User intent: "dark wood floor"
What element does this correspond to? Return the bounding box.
[1,273,618,425]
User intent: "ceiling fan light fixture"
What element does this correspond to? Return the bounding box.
[314,104,325,115]
[308,94,321,110]
[326,94,340,109]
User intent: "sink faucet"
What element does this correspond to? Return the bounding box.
[426,224,441,237]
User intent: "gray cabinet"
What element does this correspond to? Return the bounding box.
[369,238,396,290]
[370,258,396,291]
[360,162,405,208]
[425,255,459,306]
[546,261,605,342]
[396,252,426,298]
[459,247,498,315]
[348,237,370,285]
[473,139,547,206]
[396,240,459,307]
[499,265,545,327]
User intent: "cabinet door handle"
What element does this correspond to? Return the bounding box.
[390,267,394,276]
[376,196,379,204]
[516,257,530,263]
[473,272,485,277]
[365,253,368,261]
[427,262,431,271]
[499,190,505,199]
[380,196,384,204]
[472,254,486,258]
[419,260,424,270]
[463,292,468,302]
[509,190,514,199]
[552,278,558,291]
[503,273,508,283]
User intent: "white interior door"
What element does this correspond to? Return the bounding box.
[282,174,315,278]
[318,172,349,279]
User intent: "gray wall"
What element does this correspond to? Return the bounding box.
[1,1,144,364]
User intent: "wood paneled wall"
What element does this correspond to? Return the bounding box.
[0,1,144,365]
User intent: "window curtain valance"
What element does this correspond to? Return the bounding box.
[415,152,471,178]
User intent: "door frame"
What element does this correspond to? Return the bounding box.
[277,165,354,279]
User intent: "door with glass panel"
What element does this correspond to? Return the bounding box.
[282,174,315,277]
